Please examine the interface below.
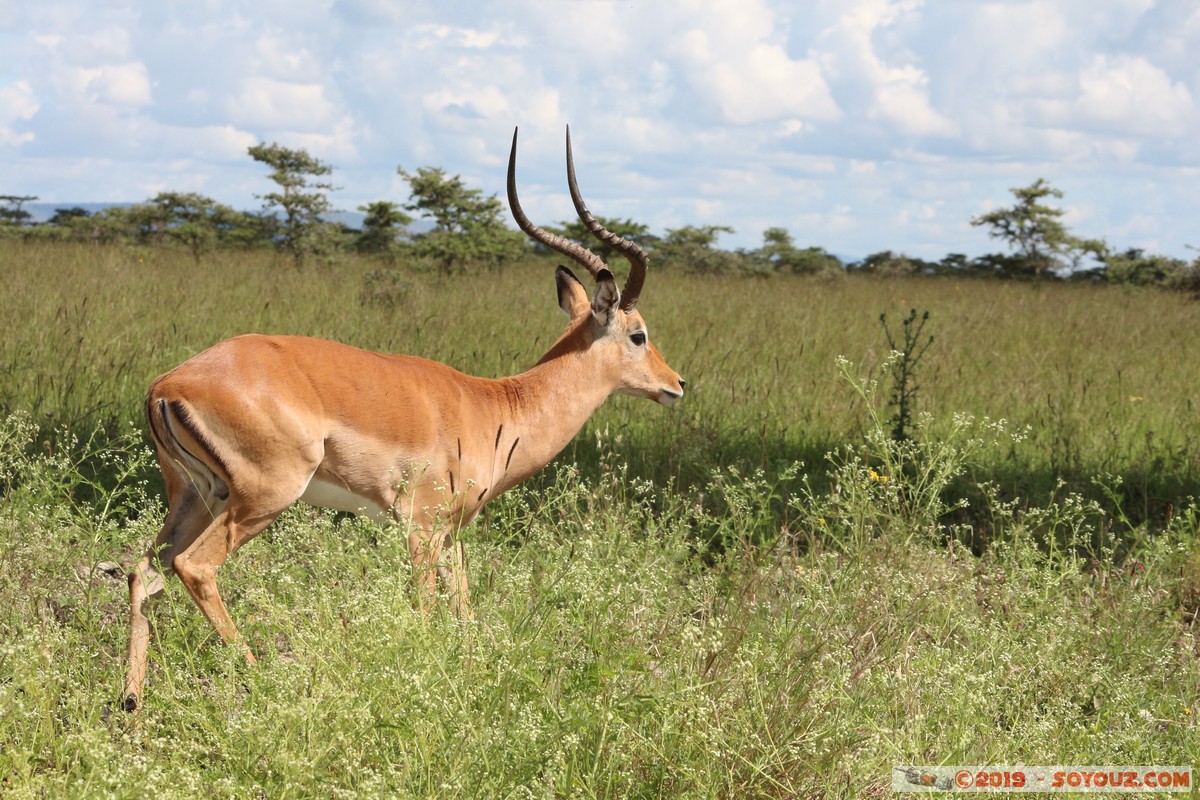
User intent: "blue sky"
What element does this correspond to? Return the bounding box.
[2,0,1197,260]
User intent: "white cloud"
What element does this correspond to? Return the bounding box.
[168,124,260,161]
[73,62,152,107]
[279,116,361,163]
[820,0,957,137]
[1072,54,1195,135]
[253,34,324,81]
[332,0,409,26]
[710,41,841,125]
[668,1,841,126]
[521,0,628,60]
[65,25,136,62]
[421,85,511,125]
[872,71,956,136]
[4,0,1199,261]
[413,24,505,50]
[973,2,1070,66]
[225,77,337,131]
[0,80,38,146]
[0,0,19,30]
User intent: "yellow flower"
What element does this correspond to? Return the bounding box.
[868,469,888,484]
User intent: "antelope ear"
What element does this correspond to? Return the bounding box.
[590,268,620,326]
[555,265,590,318]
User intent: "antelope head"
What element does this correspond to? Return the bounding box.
[508,126,685,406]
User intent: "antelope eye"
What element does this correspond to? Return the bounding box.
[630,331,647,347]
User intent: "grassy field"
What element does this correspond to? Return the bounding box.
[1,241,1199,797]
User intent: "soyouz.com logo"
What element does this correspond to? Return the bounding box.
[893,766,1192,793]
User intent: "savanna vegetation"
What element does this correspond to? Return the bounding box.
[4,140,1199,291]
[3,140,1200,798]
[1,231,1199,797]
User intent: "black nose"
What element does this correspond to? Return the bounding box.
[679,379,687,390]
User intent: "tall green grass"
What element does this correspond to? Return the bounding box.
[2,240,1198,526]
[1,407,1197,798]
[1,240,1199,796]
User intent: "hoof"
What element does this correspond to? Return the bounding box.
[122,693,140,713]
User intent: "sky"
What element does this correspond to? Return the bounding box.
[1,0,1197,261]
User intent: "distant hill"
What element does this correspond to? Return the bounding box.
[25,202,132,222]
[24,202,372,231]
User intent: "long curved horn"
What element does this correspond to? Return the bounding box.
[507,128,608,280]
[565,125,648,312]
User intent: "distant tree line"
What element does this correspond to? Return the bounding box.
[3,146,1197,293]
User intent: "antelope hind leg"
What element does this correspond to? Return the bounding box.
[124,554,166,712]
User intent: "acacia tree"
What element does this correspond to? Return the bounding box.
[757,227,843,274]
[398,166,522,273]
[249,142,338,267]
[30,207,96,242]
[0,195,37,226]
[656,224,741,273]
[147,192,247,263]
[355,201,412,260]
[971,178,1106,278]
[546,216,650,263]
[1102,248,1197,290]
[48,207,90,226]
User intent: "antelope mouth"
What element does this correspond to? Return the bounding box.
[658,388,683,406]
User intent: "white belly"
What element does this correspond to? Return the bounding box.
[299,477,390,521]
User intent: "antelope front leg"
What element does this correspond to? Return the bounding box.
[408,528,472,617]
[408,528,442,612]
[441,533,472,618]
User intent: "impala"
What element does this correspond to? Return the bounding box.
[122,127,685,711]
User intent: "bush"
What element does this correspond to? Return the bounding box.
[359,268,413,309]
